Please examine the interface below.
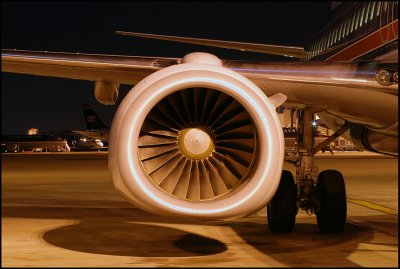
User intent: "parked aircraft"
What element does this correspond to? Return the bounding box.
[71,137,104,151]
[2,1,398,233]
[73,104,110,143]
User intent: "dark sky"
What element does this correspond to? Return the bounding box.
[1,1,331,134]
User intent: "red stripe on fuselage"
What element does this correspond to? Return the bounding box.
[326,19,398,61]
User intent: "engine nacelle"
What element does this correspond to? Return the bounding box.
[350,124,398,156]
[109,52,285,220]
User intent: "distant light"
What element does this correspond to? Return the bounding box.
[28,128,39,135]
[312,121,318,127]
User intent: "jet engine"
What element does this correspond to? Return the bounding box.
[108,52,286,221]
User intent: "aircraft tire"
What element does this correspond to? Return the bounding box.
[316,170,347,233]
[267,170,297,233]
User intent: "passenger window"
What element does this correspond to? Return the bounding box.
[351,12,356,33]
[332,27,337,45]
[370,2,376,20]
[337,24,342,41]
[376,1,382,16]
[360,5,365,27]
[355,8,360,30]
[365,2,371,24]
[324,35,328,49]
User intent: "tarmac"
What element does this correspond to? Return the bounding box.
[1,151,398,267]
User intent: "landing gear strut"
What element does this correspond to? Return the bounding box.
[267,109,349,233]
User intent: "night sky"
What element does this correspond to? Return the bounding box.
[1,1,331,134]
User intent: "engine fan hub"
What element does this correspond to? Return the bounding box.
[178,127,214,160]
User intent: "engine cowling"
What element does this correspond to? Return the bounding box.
[109,52,285,220]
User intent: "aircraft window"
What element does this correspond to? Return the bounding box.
[335,26,340,43]
[351,11,356,33]
[346,18,351,36]
[325,35,329,49]
[341,21,346,39]
[337,25,341,42]
[359,4,365,27]
[334,26,339,44]
[365,2,371,24]
[339,22,345,40]
[323,35,328,49]
[320,38,324,51]
[376,2,382,16]
[332,27,336,44]
[370,2,376,20]
[354,8,360,30]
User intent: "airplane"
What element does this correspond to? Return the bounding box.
[1,1,398,234]
[73,104,110,143]
[71,136,104,151]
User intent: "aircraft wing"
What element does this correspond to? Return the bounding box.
[1,49,179,85]
[2,49,398,137]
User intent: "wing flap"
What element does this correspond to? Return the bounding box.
[116,31,305,59]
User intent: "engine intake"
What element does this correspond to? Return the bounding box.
[139,88,258,201]
[109,53,285,220]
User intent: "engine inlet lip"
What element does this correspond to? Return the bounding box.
[114,65,284,220]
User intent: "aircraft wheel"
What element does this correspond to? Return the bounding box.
[316,170,347,233]
[267,170,297,233]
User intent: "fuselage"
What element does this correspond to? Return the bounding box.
[305,1,398,63]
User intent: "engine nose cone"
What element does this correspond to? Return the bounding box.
[179,128,214,159]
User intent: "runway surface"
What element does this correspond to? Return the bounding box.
[2,152,398,267]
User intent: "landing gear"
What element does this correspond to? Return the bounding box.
[270,109,350,233]
[267,170,297,233]
[316,170,347,233]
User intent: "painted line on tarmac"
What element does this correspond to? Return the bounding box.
[348,198,398,215]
